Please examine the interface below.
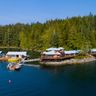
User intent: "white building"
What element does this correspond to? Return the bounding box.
[6,51,27,58]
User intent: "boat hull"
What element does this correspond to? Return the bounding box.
[7,63,22,71]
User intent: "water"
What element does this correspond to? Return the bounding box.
[0,62,96,96]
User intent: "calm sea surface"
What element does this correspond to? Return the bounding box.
[0,61,96,96]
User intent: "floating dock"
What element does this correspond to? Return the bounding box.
[23,58,40,63]
[23,64,40,67]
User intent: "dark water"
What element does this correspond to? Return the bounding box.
[0,62,96,96]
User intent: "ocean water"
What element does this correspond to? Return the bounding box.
[0,61,96,96]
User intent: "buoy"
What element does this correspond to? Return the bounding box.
[8,80,12,83]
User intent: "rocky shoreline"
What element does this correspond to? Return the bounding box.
[40,56,96,66]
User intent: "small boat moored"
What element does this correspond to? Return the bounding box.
[7,63,22,71]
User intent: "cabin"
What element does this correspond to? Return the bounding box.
[41,48,80,62]
[90,49,96,53]
[41,47,64,61]
[89,49,96,57]
[6,51,27,59]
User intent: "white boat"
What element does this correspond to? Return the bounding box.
[7,63,22,70]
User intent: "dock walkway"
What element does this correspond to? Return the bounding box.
[23,58,40,63]
[23,63,40,67]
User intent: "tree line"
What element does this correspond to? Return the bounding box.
[0,13,96,51]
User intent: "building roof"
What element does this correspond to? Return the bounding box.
[43,51,61,55]
[6,51,27,56]
[57,47,64,50]
[0,51,2,54]
[65,50,80,54]
[90,49,96,52]
[46,47,64,51]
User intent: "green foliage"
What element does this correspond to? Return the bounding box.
[74,55,89,59]
[27,50,40,58]
[19,31,27,49]
[0,13,96,51]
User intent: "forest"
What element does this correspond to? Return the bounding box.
[0,13,96,51]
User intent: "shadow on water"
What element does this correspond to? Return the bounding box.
[40,61,96,96]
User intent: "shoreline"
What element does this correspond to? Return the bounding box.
[40,57,96,66]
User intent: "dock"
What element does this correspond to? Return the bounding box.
[23,58,40,63]
[22,58,40,68]
[23,63,40,67]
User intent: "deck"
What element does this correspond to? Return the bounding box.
[40,55,76,62]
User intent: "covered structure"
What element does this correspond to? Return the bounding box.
[90,49,96,53]
[6,51,27,58]
[65,50,80,55]
[41,48,81,62]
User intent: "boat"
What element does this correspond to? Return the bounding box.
[7,63,22,70]
[7,56,23,71]
[6,51,27,70]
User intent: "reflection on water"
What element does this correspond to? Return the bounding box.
[0,61,96,96]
